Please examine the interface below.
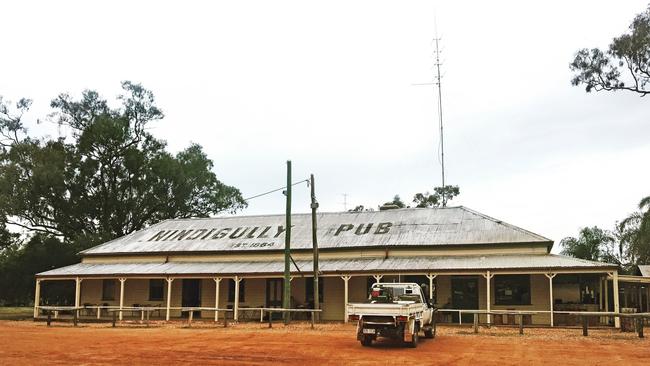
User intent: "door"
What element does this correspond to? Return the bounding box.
[182,279,201,318]
[266,279,283,320]
[451,277,479,323]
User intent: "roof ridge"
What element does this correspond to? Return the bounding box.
[163,206,466,222]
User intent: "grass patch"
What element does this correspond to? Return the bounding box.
[0,307,33,320]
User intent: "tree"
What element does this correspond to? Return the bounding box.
[0,235,77,305]
[560,226,615,262]
[0,82,247,247]
[570,6,650,96]
[413,185,460,208]
[381,195,406,209]
[348,205,374,212]
[0,96,32,150]
[618,195,650,265]
[0,82,248,305]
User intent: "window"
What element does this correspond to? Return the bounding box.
[495,275,531,305]
[149,279,164,301]
[228,279,245,302]
[305,277,324,304]
[366,277,377,295]
[405,275,434,304]
[102,279,116,301]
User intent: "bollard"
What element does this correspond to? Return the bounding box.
[518,315,524,335]
[268,311,273,329]
[188,311,193,328]
[112,311,117,328]
[582,316,588,336]
[47,311,52,327]
[311,312,315,329]
[474,313,479,334]
[146,310,150,327]
[637,318,644,339]
[73,310,78,327]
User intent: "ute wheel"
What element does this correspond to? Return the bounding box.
[360,335,373,347]
[424,322,437,339]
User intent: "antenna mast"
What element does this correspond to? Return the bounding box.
[434,33,446,207]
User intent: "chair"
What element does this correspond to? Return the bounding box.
[153,304,163,318]
[239,306,251,321]
[83,303,95,316]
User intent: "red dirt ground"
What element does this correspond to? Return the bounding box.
[1,320,649,365]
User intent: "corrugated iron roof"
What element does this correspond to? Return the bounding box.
[37,254,613,277]
[81,206,553,255]
[639,265,650,277]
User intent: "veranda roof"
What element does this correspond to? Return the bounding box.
[37,254,615,278]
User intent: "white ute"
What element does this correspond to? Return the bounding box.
[347,282,437,348]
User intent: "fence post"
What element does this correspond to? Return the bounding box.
[582,316,588,336]
[473,313,479,334]
[519,314,524,335]
[637,318,644,339]
[47,311,51,326]
[73,310,78,327]
[112,311,117,328]
[311,312,315,329]
[188,310,193,328]
[268,311,273,328]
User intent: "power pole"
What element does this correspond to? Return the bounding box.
[283,160,292,324]
[310,174,320,321]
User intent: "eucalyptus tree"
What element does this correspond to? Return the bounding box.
[412,185,460,208]
[570,6,650,96]
[0,81,246,249]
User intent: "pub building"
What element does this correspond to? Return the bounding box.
[35,206,650,327]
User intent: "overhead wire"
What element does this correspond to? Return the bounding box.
[243,179,309,202]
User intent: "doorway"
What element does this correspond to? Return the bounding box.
[266,279,283,320]
[451,276,479,323]
[182,279,201,318]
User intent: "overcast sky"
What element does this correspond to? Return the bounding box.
[1,0,649,251]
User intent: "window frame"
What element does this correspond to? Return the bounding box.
[494,274,531,306]
[102,279,116,301]
[148,279,165,301]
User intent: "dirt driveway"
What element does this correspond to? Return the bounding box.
[1,321,649,365]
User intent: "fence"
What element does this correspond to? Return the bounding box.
[439,309,649,339]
